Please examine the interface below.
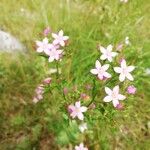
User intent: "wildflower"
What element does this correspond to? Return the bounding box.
[52,30,69,47]
[33,84,44,103]
[125,36,130,45]
[75,143,88,150]
[48,49,63,62]
[36,37,51,54]
[90,60,111,80]
[43,77,52,85]
[43,27,51,36]
[127,85,136,94]
[79,123,87,133]
[68,101,87,120]
[116,43,123,51]
[120,0,128,3]
[103,85,126,107]
[114,59,135,82]
[99,44,118,62]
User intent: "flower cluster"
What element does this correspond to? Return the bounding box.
[90,44,136,108]
[36,29,69,62]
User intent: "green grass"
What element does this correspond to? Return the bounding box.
[0,0,150,149]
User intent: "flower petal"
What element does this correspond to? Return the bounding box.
[43,37,48,43]
[48,57,54,62]
[59,30,64,36]
[90,69,98,75]
[119,74,125,82]
[112,52,118,57]
[102,64,109,71]
[52,33,58,39]
[63,36,69,40]
[114,67,122,73]
[103,96,112,102]
[113,85,119,94]
[75,101,81,108]
[78,113,84,120]
[100,46,106,53]
[112,100,119,107]
[95,60,101,69]
[126,73,134,81]
[127,66,135,72]
[107,44,113,52]
[118,94,126,100]
[81,106,87,112]
[105,87,112,95]
[103,72,111,78]
[98,74,103,80]
[121,59,127,68]
[100,54,107,60]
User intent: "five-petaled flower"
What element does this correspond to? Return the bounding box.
[99,44,118,62]
[127,85,136,94]
[103,85,126,107]
[48,49,63,62]
[75,143,88,150]
[90,60,111,80]
[114,59,135,82]
[52,30,69,47]
[68,101,87,120]
[36,38,51,55]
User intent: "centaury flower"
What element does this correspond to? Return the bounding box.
[68,101,87,120]
[52,30,69,47]
[103,85,126,107]
[114,59,135,82]
[90,60,111,80]
[48,49,63,62]
[99,44,118,62]
[75,143,88,150]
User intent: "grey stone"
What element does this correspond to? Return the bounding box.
[0,30,26,52]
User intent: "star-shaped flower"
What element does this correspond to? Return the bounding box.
[103,85,126,107]
[36,38,51,54]
[68,101,87,120]
[114,59,135,82]
[75,143,88,150]
[90,60,111,80]
[99,44,118,62]
[52,30,69,47]
[48,49,63,62]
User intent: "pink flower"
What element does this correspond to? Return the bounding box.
[116,43,123,51]
[43,77,52,85]
[127,85,136,94]
[103,85,126,107]
[48,49,63,62]
[99,44,118,62]
[68,101,87,120]
[36,38,51,54]
[43,27,51,36]
[52,30,69,47]
[116,103,124,110]
[90,60,111,80]
[63,87,68,95]
[75,143,88,150]
[33,84,44,103]
[114,59,135,82]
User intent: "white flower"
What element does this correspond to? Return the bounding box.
[68,101,87,120]
[103,85,126,107]
[52,30,69,47]
[75,143,88,150]
[120,0,128,3]
[99,44,118,62]
[36,38,51,54]
[90,60,111,80]
[114,59,135,82]
[48,49,63,62]
[79,123,87,133]
[145,68,150,75]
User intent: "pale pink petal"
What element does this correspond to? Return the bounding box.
[52,33,58,39]
[102,64,109,71]
[81,106,87,112]
[119,74,125,82]
[53,39,59,45]
[43,37,48,43]
[48,57,54,62]
[78,113,84,120]
[63,36,69,40]
[108,57,112,62]
[126,73,134,81]
[75,101,81,108]
[118,94,126,100]
[100,46,106,53]
[36,41,42,47]
[90,69,98,75]
[112,100,119,107]
[60,41,65,47]
[112,52,118,57]
[103,96,112,102]
[113,85,119,94]
[57,50,63,54]
[95,60,101,69]
[59,30,64,36]
[103,72,111,78]
[127,66,135,72]
[37,47,43,53]
[121,59,127,68]
[105,87,112,95]
[100,54,106,60]
[107,44,113,52]
[114,67,122,73]
[98,74,103,80]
